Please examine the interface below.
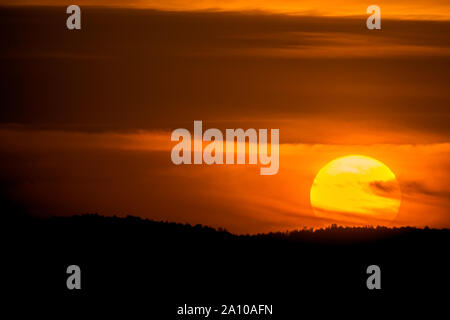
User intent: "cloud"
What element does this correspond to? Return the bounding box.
[401,181,450,199]
[369,180,401,198]
[0,7,449,143]
[2,1,450,20]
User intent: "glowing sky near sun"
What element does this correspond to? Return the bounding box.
[1,128,449,233]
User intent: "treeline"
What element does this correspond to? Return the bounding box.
[15,213,449,244]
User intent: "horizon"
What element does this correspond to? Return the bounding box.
[14,213,450,235]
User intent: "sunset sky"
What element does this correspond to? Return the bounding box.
[1,1,449,233]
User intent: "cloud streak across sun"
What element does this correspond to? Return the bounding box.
[310,155,401,223]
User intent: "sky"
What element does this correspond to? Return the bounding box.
[0,2,449,233]
[2,0,450,20]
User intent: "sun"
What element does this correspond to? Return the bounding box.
[310,155,401,224]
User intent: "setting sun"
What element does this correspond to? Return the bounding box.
[310,155,401,224]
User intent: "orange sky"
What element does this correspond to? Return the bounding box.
[0,3,449,233]
[1,127,449,233]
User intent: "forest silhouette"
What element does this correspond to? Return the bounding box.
[6,213,449,316]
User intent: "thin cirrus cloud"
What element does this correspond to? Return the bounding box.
[2,0,450,20]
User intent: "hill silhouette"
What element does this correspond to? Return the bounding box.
[6,214,449,316]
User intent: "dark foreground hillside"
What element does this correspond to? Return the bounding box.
[5,214,450,317]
